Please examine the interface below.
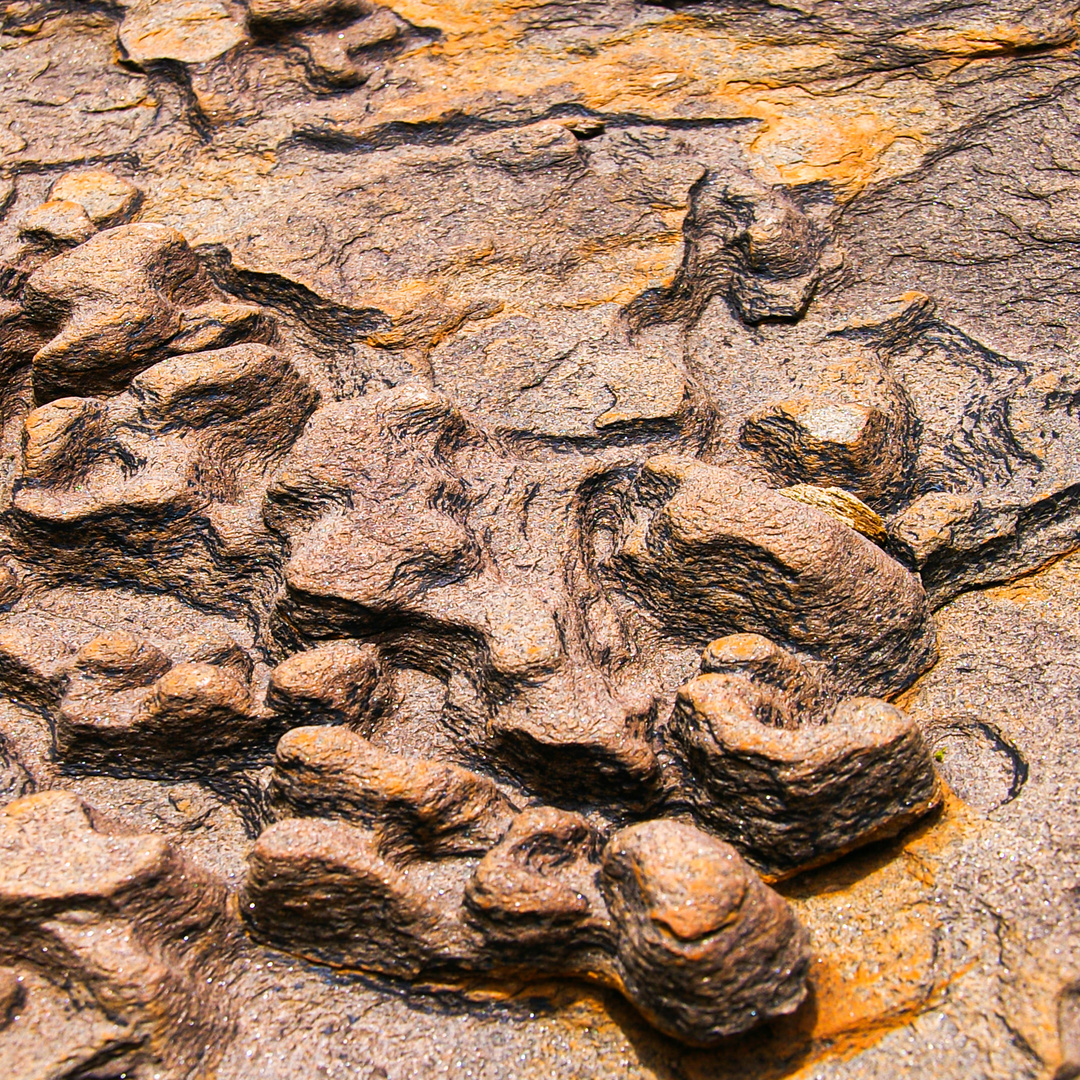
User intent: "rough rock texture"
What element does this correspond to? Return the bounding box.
[0,0,1078,1076]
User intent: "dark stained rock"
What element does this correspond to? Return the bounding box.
[0,0,1078,1072]
[0,966,23,1028]
[244,799,810,1045]
[244,816,463,976]
[265,641,388,730]
[0,790,238,1075]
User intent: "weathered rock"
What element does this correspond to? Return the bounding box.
[10,338,316,612]
[0,790,237,1075]
[48,169,143,229]
[18,199,96,247]
[429,309,689,439]
[271,725,515,855]
[22,224,225,401]
[607,456,936,696]
[628,171,840,328]
[742,399,906,506]
[698,632,830,725]
[601,819,810,1043]
[464,807,608,953]
[247,0,372,30]
[265,641,387,729]
[0,621,76,707]
[485,664,661,805]
[0,733,33,809]
[0,966,23,1028]
[59,655,270,771]
[244,816,460,976]
[1,0,1078,1072]
[244,801,810,1045]
[670,672,942,877]
[119,0,248,65]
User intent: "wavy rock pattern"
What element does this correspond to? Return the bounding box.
[0,1,1078,1077]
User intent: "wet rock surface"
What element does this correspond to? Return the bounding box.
[0,0,1078,1076]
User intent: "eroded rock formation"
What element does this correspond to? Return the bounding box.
[1,0,1078,1076]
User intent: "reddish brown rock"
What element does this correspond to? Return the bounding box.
[266,641,387,730]
[58,638,271,771]
[0,967,23,1028]
[464,807,608,953]
[244,816,462,976]
[1,0,1077,1072]
[670,672,942,878]
[22,224,224,401]
[271,725,515,856]
[0,790,237,1075]
[608,456,936,697]
[244,801,810,1045]
[601,819,810,1043]
[48,169,142,229]
[18,200,96,248]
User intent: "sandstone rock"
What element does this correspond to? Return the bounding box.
[20,397,112,483]
[48,169,143,229]
[628,172,839,328]
[271,725,515,855]
[0,966,23,1028]
[294,9,404,86]
[119,0,248,65]
[742,399,907,507]
[486,664,661,805]
[470,121,583,172]
[601,819,810,1043]
[22,224,223,401]
[174,630,255,682]
[2,0,1077,1071]
[0,621,76,707]
[247,0,372,30]
[0,733,33,809]
[58,653,271,771]
[0,790,237,1074]
[670,673,942,878]
[0,564,22,612]
[428,310,688,439]
[464,807,608,952]
[608,456,936,697]
[18,199,96,247]
[10,336,315,612]
[130,342,316,456]
[698,632,829,725]
[244,816,459,976]
[244,801,811,1045]
[73,631,172,687]
[266,641,386,728]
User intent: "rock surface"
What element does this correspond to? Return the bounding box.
[0,0,1078,1076]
